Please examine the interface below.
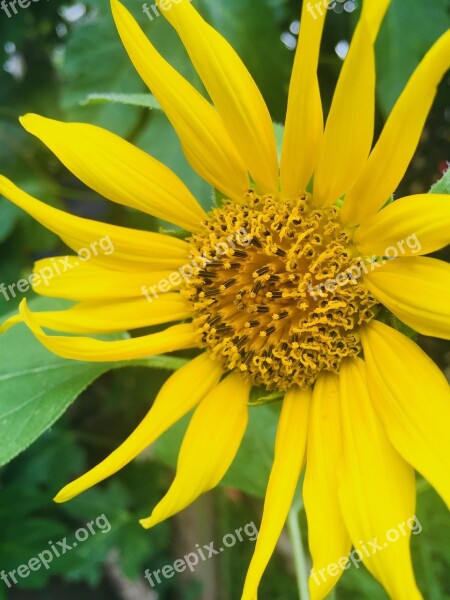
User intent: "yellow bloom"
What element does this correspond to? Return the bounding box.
[1,0,450,598]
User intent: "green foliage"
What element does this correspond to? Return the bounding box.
[0,297,188,466]
[430,166,450,195]
[0,301,122,466]
[55,3,146,136]
[0,430,172,591]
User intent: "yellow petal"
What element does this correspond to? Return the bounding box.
[280,3,325,197]
[338,358,422,600]
[361,0,391,39]
[30,257,179,301]
[361,320,450,509]
[1,294,192,334]
[111,0,249,202]
[353,194,450,257]
[313,18,375,207]
[363,257,450,339]
[140,372,250,528]
[55,353,223,502]
[242,386,311,600]
[280,0,391,200]
[0,176,188,271]
[19,298,198,361]
[20,113,205,232]
[342,28,450,226]
[154,0,278,194]
[304,373,351,600]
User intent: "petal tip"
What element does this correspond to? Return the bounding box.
[0,313,22,334]
[139,517,153,529]
[110,0,125,15]
[19,113,42,132]
[53,489,69,503]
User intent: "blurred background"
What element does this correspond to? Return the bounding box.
[0,0,449,598]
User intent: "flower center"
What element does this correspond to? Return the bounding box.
[184,192,378,391]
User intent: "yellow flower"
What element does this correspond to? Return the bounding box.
[1,0,450,598]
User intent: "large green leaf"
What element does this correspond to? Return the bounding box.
[0,320,123,467]
[0,298,188,467]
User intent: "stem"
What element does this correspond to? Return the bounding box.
[287,507,310,600]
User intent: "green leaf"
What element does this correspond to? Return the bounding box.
[80,92,161,110]
[0,298,188,467]
[0,517,69,585]
[429,166,450,194]
[0,321,121,467]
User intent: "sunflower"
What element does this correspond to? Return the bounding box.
[1,0,450,597]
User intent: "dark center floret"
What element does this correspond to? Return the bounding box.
[184,191,378,391]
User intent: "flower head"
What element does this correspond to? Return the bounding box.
[1,0,450,598]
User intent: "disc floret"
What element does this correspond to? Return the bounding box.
[185,192,378,391]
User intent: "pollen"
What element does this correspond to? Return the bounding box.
[184,191,379,391]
